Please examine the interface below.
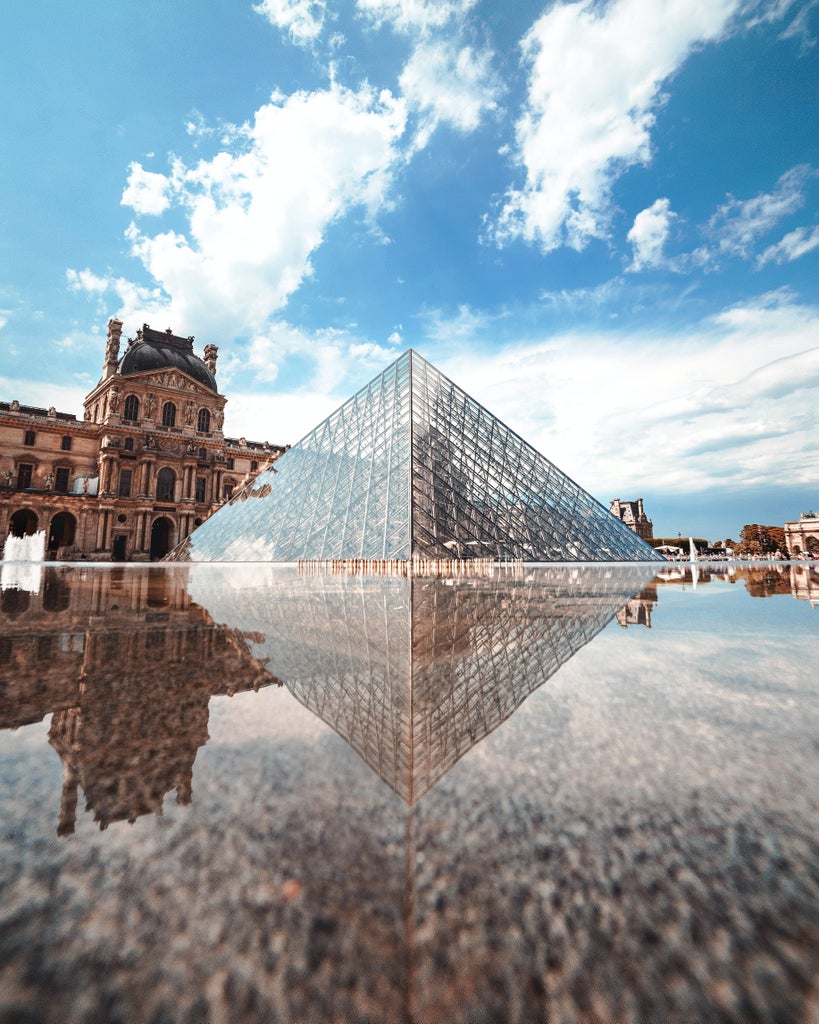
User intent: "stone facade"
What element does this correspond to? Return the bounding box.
[609,497,654,541]
[0,319,288,560]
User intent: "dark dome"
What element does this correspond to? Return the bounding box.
[118,327,217,392]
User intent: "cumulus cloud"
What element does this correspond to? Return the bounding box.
[756,224,819,267]
[112,83,406,341]
[253,0,326,45]
[704,164,813,261]
[399,39,500,137]
[120,162,171,216]
[627,198,676,271]
[66,268,110,294]
[488,0,741,252]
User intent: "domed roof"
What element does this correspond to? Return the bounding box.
[118,326,217,392]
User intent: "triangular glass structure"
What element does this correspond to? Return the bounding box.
[172,350,660,562]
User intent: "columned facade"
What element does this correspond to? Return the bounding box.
[1,320,288,560]
[784,513,819,558]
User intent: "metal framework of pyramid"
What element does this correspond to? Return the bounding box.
[173,350,660,562]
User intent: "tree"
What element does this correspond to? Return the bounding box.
[737,524,785,555]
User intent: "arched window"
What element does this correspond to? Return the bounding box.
[156,467,176,502]
[197,408,211,433]
[162,402,176,427]
[123,395,139,422]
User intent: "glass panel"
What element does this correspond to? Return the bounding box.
[172,351,659,563]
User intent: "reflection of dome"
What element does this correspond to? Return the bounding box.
[118,326,217,393]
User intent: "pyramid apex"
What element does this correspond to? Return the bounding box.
[171,352,662,564]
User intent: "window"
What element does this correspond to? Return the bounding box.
[124,437,134,451]
[61,435,72,451]
[162,402,176,427]
[199,447,207,461]
[119,469,133,498]
[24,430,35,446]
[226,457,234,470]
[123,395,139,422]
[195,477,206,503]
[197,408,211,432]
[223,484,234,500]
[250,460,258,472]
[17,464,33,489]
[55,467,70,493]
[156,467,175,502]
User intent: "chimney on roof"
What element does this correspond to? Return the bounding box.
[103,318,123,380]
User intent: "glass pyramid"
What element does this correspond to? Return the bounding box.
[172,350,661,562]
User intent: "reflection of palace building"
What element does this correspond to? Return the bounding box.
[616,583,658,627]
[0,320,288,560]
[784,513,819,558]
[0,566,278,834]
[609,498,653,541]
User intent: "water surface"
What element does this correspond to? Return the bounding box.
[0,562,816,1023]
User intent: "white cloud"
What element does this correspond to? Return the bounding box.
[113,82,406,343]
[66,268,111,294]
[489,0,741,252]
[356,0,477,34]
[756,224,819,267]
[426,290,819,500]
[253,0,326,45]
[627,198,676,271]
[399,39,500,138]
[747,0,819,49]
[120,162,171,216]
[704,164,813,260]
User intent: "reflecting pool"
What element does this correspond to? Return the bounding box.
[0,562,817,1023]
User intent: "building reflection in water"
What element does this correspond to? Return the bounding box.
[1,559,814,836]
[0,566,278,835]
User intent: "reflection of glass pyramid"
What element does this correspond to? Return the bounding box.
[174,350,659,562]
[187,564,657,803]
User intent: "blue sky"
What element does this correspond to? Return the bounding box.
[1,0,817,542]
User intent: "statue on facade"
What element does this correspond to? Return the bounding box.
[214,409,224,430]
[184,400,195,425]
[108,386,121,413]
[203,344,218,375]
[146,393,157,418]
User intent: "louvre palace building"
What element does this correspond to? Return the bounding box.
[0,319,287,560]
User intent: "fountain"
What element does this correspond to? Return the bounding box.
[1,529,46,593]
